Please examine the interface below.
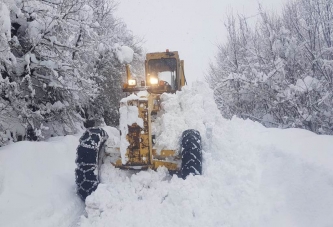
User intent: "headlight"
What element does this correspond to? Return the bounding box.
[150,77,158,85]
[128,79,136,86]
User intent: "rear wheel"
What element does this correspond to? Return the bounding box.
[181,129,202,179]
[75,128,108,201]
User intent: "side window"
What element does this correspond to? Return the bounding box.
[158,71,176,89]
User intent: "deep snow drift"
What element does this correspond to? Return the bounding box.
[1,82,333,227]
[81,83,333,227]
[0,135,84,227]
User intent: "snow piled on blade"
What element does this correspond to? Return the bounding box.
[80,82,333,227]
[119,94,144,164]
[153,82,219,153]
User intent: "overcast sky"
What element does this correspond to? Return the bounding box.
[115,0,288,85]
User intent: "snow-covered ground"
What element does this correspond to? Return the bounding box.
[0,135,84,227]
[1,83,333,227]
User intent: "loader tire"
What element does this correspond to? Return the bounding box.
[75,128,108,201]
[181,129,202,179]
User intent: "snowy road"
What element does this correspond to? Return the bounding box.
[0,135,84,227]
[1,83,333,227]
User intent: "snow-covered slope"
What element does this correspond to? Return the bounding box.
[0,135,84,227]
[1,82,333,227]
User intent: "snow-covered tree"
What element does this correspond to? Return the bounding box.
[0,0,143,146]
[208,0,333,134]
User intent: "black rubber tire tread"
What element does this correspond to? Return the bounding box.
[75,128,108,201]
[182,129,201,140]
[181,129,202,179]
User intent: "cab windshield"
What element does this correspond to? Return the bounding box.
[147,58,177,90]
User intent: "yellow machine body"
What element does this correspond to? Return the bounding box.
[111,50,186,171]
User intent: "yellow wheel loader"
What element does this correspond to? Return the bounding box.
[75,50,202,200]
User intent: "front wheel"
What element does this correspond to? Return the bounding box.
[180,129,202,179]
[75,128,108,201]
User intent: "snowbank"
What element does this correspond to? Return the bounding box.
[0,135,84,227]
[80,82,333,227]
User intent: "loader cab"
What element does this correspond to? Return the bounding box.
[145,50,185,94]
[123,50,186,94]
[146,57,178,92]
